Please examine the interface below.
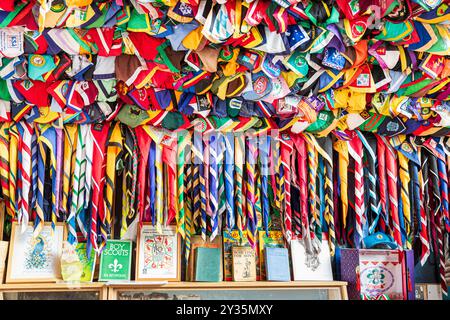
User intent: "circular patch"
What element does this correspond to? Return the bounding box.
[195,118,207,133]
[281,133,290,140]
[51,3,66,13]
[61,82,69,96]
[360,266,395,298]
[219,47,233,61]
[30,55,45,67]
[253,76,269,95]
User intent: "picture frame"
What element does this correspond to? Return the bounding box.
[136,223,181,281]
[98,239,132,282]
[6,222,66,283]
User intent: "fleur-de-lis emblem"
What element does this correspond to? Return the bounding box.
[108,259,123,273]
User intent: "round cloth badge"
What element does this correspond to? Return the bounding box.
[219,47,233,61]
[281,133,291,141]
[30,55,46,67]
[51,2,67,13]
[195,118,208,133]
[253,75,269,95]
[401,142,413,153]
[61,82,69,96]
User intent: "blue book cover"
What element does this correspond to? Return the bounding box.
[195,247,222,282]
[265,247,291,281]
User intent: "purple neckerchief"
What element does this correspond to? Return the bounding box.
[408,50,418,71]
[326,24,345,53]
[55,127,63,216]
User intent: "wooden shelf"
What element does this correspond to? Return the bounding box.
[105,281,348,300]
[0,282,108,300]
[0,281,348,300]
[105,280,346,289]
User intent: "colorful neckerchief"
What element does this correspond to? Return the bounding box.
[209,132,220,241]
[30,130,38,223]
[379,135,402,247]
[34,124,47,238]
[182,132,193,263]
[259,133,270,235]
[148,140,156,225]
[348,134,365,248]
[8,123,19,217]
[223,132,235,230]
[333,138,349,232]
[103,122,123,252]
[216,133,226,236]
[418,147,431,266]
[317,153,325,243]
[234,132,246,241]
[191,128,204,235]
[291,133,313,250]
[88,122,110,256]
[176,130,191,241]
[39,124,58,233]
[375,134,389,234]
[391,136,412,249]
[427,148,447,297]
[245,133,259,247]
[304,133,321,241]
[316,135,337,256]
[16,122,33,231]
[62,124,78,242]
[161,131,178,225]
[134,126,152,224]
[0,123,12,217]
[120,125,139,239]
[55,127,63,218]
[357,132,380,235]
[67,125,86,244]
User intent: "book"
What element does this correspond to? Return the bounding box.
[223,230,249,281]
[290,239,333,281]
[232,246,257,281]
[75,242,96,282]
[265,247,291,281]
[258,230,284,280]
[195,247,222,282]
[187,235,222,281]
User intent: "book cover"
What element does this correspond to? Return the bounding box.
[232,246,257,281]
[223,230,248,281]
[265,247,291,281]
[258,230,284,280]
[75,242,96,282]
[291,239,333,281]
[195,247,222,282]
[187,235,222,281]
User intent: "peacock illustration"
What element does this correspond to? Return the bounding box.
[25,236,49,270]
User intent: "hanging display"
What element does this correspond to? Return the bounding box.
[0,0,449,300]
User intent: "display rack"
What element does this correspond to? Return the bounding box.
[0,281,348,300]
[0,282,108,300]
[106,281,348,300]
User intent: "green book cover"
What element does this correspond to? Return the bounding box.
[75,243,96,282]
[195,247,222,282]
[99,240,132,281]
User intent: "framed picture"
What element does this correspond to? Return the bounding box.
[6,222,66,283]
[136,223,181,281]
[98,239,132,282]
